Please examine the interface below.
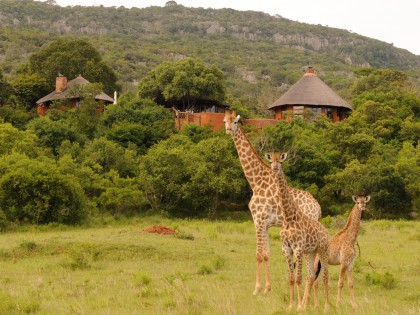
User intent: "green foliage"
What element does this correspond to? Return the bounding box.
[138,57,226,108]
[101,96,174,153]
[28,38,119,95]
[0,153,87,224]
[26,117,81,155]
[0,68,14,105]
[0,122,45,157]
[365,271,398,289]
[0,0,419,222]
[0,105,33,129]
[11,72,49,108]
[81,137,138,178]
[138,134,247,217]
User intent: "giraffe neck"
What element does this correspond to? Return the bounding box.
[232,128,271,191]
[338,204,362,244]
[275,165,299,222]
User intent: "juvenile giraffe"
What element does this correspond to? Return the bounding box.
[265,151,330,311]
[265,152,321,221]
[314,194,371,309]
[223,111,321,296]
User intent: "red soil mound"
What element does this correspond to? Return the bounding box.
[143,225,177,235]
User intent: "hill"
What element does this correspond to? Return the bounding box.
[0,0,419,113]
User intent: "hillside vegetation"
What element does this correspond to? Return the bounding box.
[0,0,419,112]
[0,1,419,226]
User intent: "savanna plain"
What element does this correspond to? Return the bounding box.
[0,216,419,315]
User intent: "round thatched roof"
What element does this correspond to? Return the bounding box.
[268,67,353,110]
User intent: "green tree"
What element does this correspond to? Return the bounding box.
[138,134,247,217]
[0,123,46,158]
[138,57,226,109]
[28,38,119,95]
[11,72,50,109]
[101,95,174,153]
[0,68,14,105]
[0,153,87,224]
[81,137,138,178]
[395,142,420,216]
[26,117,81,156]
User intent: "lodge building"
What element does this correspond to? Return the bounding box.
[36,75,115,116]
[174,66,353,130]
[268,66,353,122]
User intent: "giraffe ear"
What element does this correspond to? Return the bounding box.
[234,115,240,122]
[365,196,371,203]
[352,196,357,203]
[281,152,288,161]
[264,153,272,162]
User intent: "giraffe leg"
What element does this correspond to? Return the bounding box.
[262,231,271,294]
[336,263,347,307]
[253,257,262,295]
[302,253,316,310]
[253,227,267,295]
[321,254,330,312]
[294,250,304,310]
[314,277,320,308]
[348,266,357,309]
[282,244,295,310]
[313,256,320,308]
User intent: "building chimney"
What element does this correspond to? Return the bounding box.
[56,75,68,92]
[304,66,316,77]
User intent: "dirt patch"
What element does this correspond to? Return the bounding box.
[142,225,177,235]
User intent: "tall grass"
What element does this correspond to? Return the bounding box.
[0,217,418,314]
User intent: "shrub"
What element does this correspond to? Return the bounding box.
[365,271,397,289]
[0,155,87,224]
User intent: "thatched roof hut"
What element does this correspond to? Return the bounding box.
[269,67,353,122]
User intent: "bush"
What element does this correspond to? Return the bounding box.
[365,271,397,289]
[0,155,87,224]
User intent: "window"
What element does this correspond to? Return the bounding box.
[308,107,322,119]
[325,107,333,120]
[293,105,304,118]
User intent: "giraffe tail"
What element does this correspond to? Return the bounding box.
[314,260,322,280]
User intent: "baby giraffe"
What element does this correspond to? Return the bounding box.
[314,194,371,309]
[266,151,330,311]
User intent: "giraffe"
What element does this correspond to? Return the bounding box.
[223,110,321,296]
[264,152,321,221]
[314,194,371,309]
[265,151,330,311]
[223,109,283,295]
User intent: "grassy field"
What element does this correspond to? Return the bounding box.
[0,216,419,315]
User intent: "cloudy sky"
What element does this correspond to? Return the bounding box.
[55,0,420,55]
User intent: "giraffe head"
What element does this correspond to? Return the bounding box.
[265,151,288,174]
[352,194,371,211]
[223,109,240,136]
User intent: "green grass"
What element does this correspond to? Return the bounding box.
[0,216,419,314]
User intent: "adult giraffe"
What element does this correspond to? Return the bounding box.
[223,110,321,296]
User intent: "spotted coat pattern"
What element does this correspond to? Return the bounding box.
[266,152,330,311]
[224,110,283,295]
[314,195,370,309]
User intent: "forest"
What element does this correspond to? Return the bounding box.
[0,1,419,228]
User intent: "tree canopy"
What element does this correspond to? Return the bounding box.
[27,38,120,95]
[138,57,226,109]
